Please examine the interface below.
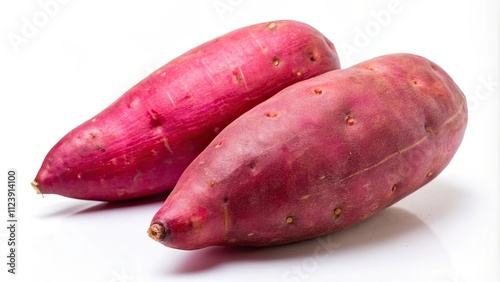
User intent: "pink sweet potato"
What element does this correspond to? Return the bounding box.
[148,53,467,250]
[31,20,340,201]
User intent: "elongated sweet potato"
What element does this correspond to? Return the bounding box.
[31,20,340,201]
[148,53,467,250]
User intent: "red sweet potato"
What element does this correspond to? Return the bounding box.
[148,53,467,250]
[31,20,340,201]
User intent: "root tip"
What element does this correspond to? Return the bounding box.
[31,181,42,194]
[148,223,167,241]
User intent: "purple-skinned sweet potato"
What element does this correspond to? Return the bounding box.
[148,53,467,250]
[31,20,340,201]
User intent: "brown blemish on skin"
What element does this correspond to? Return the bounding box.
[215,141,223,148]
[273,57,280,66]
[266,112,278,118]
[223,201,230,239]
[95,144,106,152]
[425,124,432,133]
[426,171,433,178]
[267,22,278,29]
[312,88,323,95]
[346,116,355,126]
[232,67,248,90]
[232,70,243,83]
[88,130,104,151]
[333,207,342,219]
[286,216,294,224]
[148,110,162,127]
[208,179,216,188]
[391,184,397,192]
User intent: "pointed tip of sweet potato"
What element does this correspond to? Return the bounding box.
[31,180,42,194]
[148,223,167,241]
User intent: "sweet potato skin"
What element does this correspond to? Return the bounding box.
[32,20,340,201]
[148,53,467,250]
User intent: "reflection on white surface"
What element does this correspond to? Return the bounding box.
[166,179,464,281]
[18,177,488,282]
[175,207,450,280]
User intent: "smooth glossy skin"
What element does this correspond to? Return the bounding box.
[32,20,340,201]
[149,53,467,250]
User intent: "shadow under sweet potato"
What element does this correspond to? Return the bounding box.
[72,191,170,215]
[35,191,170,218]
[169,178,466,274]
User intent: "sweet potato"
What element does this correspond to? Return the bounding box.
[148,53,467,250]
[31,20,340,201]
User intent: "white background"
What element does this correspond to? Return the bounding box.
[1,0,499,281]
